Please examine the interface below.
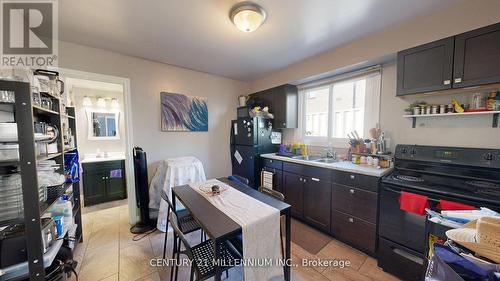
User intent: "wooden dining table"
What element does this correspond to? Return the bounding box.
[171,177,292,281]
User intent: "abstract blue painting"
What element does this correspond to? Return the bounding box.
[160,92,208,132]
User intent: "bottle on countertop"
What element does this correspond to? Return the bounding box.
[486,91,496,111]
[496,91,500,111]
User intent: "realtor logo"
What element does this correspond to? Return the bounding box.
[1,0,58,68]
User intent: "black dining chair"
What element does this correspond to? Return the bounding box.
[258,186,285,201]
[169,212,241,281]
[229,174,249,185]
[160,189,204,260]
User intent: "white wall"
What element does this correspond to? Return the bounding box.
[72,87,126,156]
[59,41,248,180]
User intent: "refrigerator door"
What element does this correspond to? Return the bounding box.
[255,117,274,152]
[230,120,237,145]
[234,118,257,146]
[231,145,258,188]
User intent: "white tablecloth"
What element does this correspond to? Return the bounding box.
[189,179,283,281]
[149,156,206,231]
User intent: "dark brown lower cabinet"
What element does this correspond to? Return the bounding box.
[331,210,376,254]
[264,158,380,256]
[303,178,331,232]
[332,184,378,223]
[82,160,127,206]
[283,171,303,218]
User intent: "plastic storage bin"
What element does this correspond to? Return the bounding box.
[0,144,19,162]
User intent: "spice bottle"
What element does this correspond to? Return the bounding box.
[495,91,500,111]
[486,91,496,111]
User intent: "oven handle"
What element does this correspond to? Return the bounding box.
[392,247,424,265]
[383,186,440,203]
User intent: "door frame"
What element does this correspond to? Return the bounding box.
[59,68,138,224]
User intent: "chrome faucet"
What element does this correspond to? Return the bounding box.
[325,148,336,159]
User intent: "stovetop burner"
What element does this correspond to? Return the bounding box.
[466,181,500,196]
[392,174,425,183]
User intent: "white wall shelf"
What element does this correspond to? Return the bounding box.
[403,110,500,128]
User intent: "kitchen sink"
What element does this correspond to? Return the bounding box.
[315,158,339,163]
[290,155,322,161]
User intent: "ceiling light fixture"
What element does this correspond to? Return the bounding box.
[82,96,93,107]
[229,1,266,33]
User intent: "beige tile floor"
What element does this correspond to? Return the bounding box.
[71,203,400,281]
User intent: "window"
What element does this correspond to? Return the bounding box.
[299,68,381,146]
[304,87,329,137]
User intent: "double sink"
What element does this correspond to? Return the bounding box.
[290,155,339,163]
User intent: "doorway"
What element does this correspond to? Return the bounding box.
[60,69,137,224]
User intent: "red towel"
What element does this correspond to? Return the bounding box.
[436,200,475,211]
[399,191,429,215]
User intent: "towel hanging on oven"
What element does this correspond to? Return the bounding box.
[399,191,430,216]
[261,170,274,190]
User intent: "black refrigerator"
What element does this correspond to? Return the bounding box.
[230,116,277,188]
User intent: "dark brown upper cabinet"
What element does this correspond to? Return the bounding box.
[396,37,455,96]
[453,22,500,88]
[272,84,298,129]
[249,84,298,129]
[397,22,500,96]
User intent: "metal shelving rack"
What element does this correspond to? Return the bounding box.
[0,79,82,280]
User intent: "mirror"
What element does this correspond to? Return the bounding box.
[87,111,120,140]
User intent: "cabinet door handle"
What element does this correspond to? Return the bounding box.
[350,175,355,180]
[443,80,450,85]
[311,177,320,182]
[349,189,355,194]
[269,160,273,163]
[282,122,286,126]
[348,218,354,223]
[454,78,462,83]
[303,178,307,182]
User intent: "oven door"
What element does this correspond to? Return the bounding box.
[379,183,431,253]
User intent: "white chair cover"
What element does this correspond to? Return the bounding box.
[149,156,206,232]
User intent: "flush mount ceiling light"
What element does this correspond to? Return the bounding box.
[229,1,266,33]
[82,96,93,107]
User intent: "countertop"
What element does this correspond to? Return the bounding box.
[80,152,126,164]
[260,153,393,177]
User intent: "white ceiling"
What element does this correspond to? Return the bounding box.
[59,0,461,81]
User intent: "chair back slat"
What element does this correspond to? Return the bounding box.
[258,186,284,201]
[169,212,194,256]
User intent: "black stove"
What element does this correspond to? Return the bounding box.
[391,172,425,183]
[377,145,500,281]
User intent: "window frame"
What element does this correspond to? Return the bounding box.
[298,69,381,147]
